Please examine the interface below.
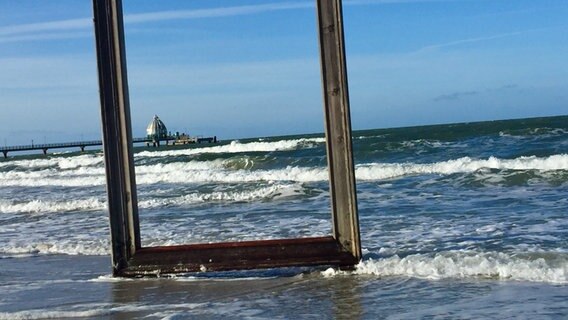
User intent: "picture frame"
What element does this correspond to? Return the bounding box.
[93,0,361,277]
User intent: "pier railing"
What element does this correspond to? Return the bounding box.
[0,140,102,152]
[0,137,171,157]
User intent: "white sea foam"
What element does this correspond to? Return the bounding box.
[355,154,568,180]
[0,153,103,170]
[133,153,568,184]
[0,310,113,319]
[1,241,109,256]
[0,198,106,214]
[89,275,135,282]
[0,184,303,214]
[323,251,568,284]
[355,134,387,140]
[2,154,567,187]
[136,165,328,185]
[139,184,303,208]
[0,164,328,187]
[0,169,106,187]
[0,137,322,173]
[135,137,326,158]
[0,303,205,320]
[401,139,447,149]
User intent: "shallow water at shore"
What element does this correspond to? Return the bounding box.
[1,255,566,319]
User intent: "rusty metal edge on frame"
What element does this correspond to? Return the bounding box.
[93,0,361,277]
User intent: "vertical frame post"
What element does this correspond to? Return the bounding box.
[93,0,140,275]
[317,0,362,260]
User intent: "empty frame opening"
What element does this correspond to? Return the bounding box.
[121,0,332,247]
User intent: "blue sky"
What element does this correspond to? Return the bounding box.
[0,0,567,145]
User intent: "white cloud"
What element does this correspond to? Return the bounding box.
[0,2,313,43]
[0,31,92,44]
[0,18,91,37]
[412,26,564,54]
[123,2,313,24]
[0,0,469,43]
[414,32,524,53]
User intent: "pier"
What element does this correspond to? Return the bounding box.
[0,136,216,158]
[0,137,153,158]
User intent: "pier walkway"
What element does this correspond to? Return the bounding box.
[0,137,169,158]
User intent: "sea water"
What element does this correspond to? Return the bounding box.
[0,116,567,318]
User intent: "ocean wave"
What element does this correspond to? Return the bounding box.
[0,137,324,172]
[356,154,568,180]
[354,134,388,140]
[323,251,568,284]
[1,154,566,187]
[0,164,328,187]
[499,127,568,138]
[0,153,103,171]
[135,137,325,158]
[136,166,328,185]
[0,241,110,256]
[0,198,106,214]
[400,139,448,149]
[139,184,304,207]
[0,184,305,214]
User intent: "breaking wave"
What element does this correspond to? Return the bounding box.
[0,184,304,214]
[1,154,566,187]
[323,251,568,284]
[0,240,110,256]
[0,198,106,214]
[135,137,325,158]
[356,154,568,180]
[0,153,103,171]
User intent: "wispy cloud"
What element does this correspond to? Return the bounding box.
[414,26,566,54]
[124,2,313,24]
[0,0,470,43]
[0,2,313,42]
[0,18,91,37]
[416,31,525,53]
[0,31,92,44]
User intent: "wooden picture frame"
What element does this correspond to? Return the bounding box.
[93,0,361,277]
